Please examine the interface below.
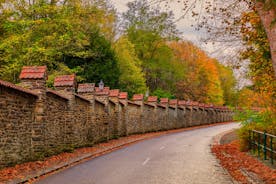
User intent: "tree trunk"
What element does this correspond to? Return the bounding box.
[255,1,276,77]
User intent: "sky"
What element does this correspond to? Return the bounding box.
[109,0,251,87]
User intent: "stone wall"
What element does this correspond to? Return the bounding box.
[0,66,234,168]
[185,107,192,127]
[177,107,186,128]
[108,100,119,139]
[0,81,37,167]
[71,96,91,147]
[126,102,142,135]
[143,103,156,133]
[118,102,127,137]
[168,106,177,130]
[156,105,167,131]
[94,100,109,143]
[45,91,69,155]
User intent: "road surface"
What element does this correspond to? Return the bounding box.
[37,123,239,184]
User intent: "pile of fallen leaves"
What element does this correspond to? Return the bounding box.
[212,140,276,184]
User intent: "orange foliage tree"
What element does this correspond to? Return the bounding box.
[169,41,234,105]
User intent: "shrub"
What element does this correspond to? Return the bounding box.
[235,108,276,151]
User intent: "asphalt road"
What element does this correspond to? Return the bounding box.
[37,123,239,184]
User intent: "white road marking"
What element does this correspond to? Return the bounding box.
[142,158,150,165]
[160,146,165,150]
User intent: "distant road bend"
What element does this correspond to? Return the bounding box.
[37,123,239,184]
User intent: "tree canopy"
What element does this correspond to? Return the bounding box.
[0,0,120,87]
[0,0,251,106]
[114,36,147,96]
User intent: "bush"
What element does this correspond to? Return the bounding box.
[235,108,276,151]
[152,89,175,99]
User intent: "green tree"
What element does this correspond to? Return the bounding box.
[123,0,182,93]
[127,29,182,93]
[0,0,120,87]
[114,36,147,96]
[122,0,179,39]
[152,88,176,99]
[63,29,120,88]
[216,63,237,106]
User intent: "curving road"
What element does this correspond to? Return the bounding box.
[37,123,239,184]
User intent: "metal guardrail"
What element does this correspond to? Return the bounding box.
[249,130,276,165]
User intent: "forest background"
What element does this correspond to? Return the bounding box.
[0,0,274,112]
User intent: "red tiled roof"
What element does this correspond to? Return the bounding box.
[95,87,110,95]
[132,94,144,101]
[147,96,157,102]
[204,104,210,108]
[77,83,95,93]
[54,74,76,87]
[19,66,47,79]
[178,100,186,106]
[160,98,169,103]
[0,79,38,97]
[109,89,120,97]
[191,101,199,106]
[119,92,128,99]
[185,101,191,106]
[169,99,178,105]
[95,87,110,92]
[199,103,205,107]
[207,104,214,108]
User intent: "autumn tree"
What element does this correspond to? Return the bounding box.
[240,10,276,98]
[158,0,276,76]
[0,0,238,104]
[169,41,231,105]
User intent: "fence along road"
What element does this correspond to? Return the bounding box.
[36,123,239,184]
